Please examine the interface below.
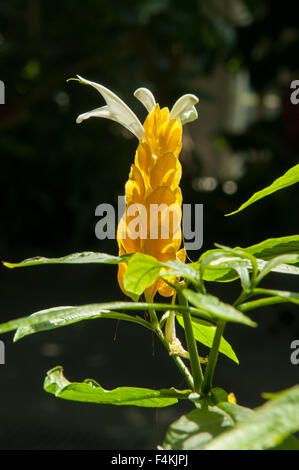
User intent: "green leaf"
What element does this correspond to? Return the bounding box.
[259,260,299,276]
[176,316,239,364]
[214,244,259,280]
[162,260,201,288]
[123,253,201,296]
[210,388,229,405]
[217,402,253,423]
[123,253,162,296]
[255,288,299,305]
[204,385,299,450]
[0,300,212,339]
[163,404,234,449]
[44,366,191,408]
[198,250,234,282]
[255,254,299,284]
[0,304,153,341]
[219,287,299,313]
[244,235,299,261]
[200,244,299,284]
[181,289,256,327]
[2,251,128,268]
[200,260,236,283]
[204,252,253,288]
[216,403,299,450]
[198,248,257,284]
[226,163,299,216]
[271,435,299,450]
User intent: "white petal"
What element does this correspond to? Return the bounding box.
[75,75,145,140]
[179,105,198,125]
[134,87,156,113]
[76,105,110,123]
[169,93,199,124]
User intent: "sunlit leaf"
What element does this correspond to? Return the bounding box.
[226,163,299,216]
[255,254,299,284]
[2,251,128,268]
[176,316,239,363]
[0,304,152,341]
[163,404,234,449]
[204,385,299,450]
[244,235,299,261]
[217,402,253,423]
[200,244,299,283]
[0,300,213,340]
[162,260,201,288]
[181,289,256,327]
[123,253,201,296]
[123,253,162,296]
[239,288,299,312]
[44,366,191,408]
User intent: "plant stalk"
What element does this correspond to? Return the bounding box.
[145,293,159,328]
[155,325,194,390]
[201,320,226,395]
[178,291,204,393]
[144,293,194,389]
[238,296,287,312]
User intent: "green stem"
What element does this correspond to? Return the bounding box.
[155,326,194,390]
[201,320,226,395]
[144,293,194,389]
[145,293,159,328]
[178,291,204,393]
[238,296,287,312]
[233,290,252,308]
[234,286,282,310]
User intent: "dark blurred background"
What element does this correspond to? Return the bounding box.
[0,0,299,450]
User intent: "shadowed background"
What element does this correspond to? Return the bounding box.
[0,0,298,449]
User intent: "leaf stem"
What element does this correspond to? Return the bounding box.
[201,320,226,395]
[154,326,194,390]
[177,291,204,393]
[145,293,159,328]
[238,296,287,312]
[144,293,194,389]
[233,290,252,308]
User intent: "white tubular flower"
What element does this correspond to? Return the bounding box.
[134,88,199,125]
[169,94,199,125]
[134,87,156,113]
[165,310,190,359]
[73,75,146,140]
[165,310,176,343]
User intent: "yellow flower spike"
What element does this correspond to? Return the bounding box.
[72,77,199,298]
